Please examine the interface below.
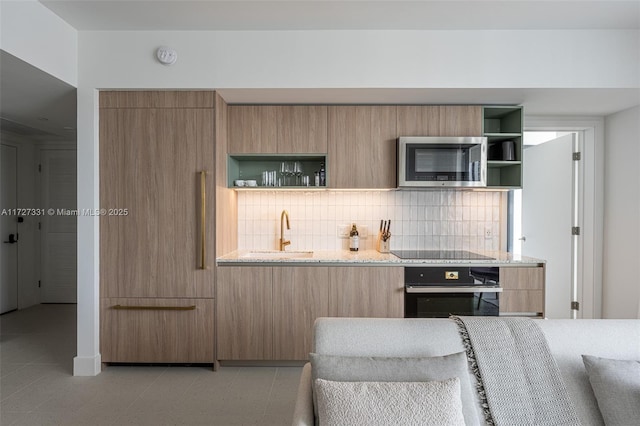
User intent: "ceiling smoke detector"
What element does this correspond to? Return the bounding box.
[156,47,177,65]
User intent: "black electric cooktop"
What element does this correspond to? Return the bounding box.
[391,250,495,260]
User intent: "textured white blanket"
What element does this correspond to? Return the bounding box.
[451,316,581,426]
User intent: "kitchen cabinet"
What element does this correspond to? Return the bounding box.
[227,105,327,154]
[216,266,273,360]
[101,298,214,363]
[273,267,330,360]
[99,91,215,364]
[216,265,401,361]
[499,266,545,316]
[328,267,404,317]
[328,106,397,188]
[440,105,483,136]
[228,105,278,153]
[396,105,482,137]
[483,106,523,188]
[217,266,329,361]
[396,106,441,136]
[277,106,328,154]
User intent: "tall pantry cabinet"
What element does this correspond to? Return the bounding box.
[99,91,216,364]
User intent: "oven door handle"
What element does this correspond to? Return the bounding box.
[405,286,503,294]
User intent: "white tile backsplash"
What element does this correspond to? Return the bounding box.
[236,190,501,252]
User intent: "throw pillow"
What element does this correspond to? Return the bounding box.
[315,378,466,426]
[310,352,479,426]
[582,354,640,426]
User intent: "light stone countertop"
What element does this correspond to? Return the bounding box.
[216,249,545,267]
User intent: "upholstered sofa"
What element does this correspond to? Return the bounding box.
[292,318,640,426]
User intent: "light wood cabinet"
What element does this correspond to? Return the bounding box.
[397,106,441,136]
[216,267,273,360]
[328,267,404,317]
[273,267,329,360]
[328,106,397,188]
[228,105,278,153]
[101,298,214,363]
[396,105,482,137]
[276,106,328,153]
[500,266,545,316]
[440,105,483,136]
[99,91,216,364]
[216,265,402,361]
[228,105,327,154]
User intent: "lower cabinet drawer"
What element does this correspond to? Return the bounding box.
[101,298,214,363]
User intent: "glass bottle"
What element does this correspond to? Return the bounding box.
[349,223,359,252]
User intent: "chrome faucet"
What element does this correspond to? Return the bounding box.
[279,210,291,251]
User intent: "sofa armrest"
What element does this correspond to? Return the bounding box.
[291,362,314,426]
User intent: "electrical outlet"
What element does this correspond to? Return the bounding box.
[337,225,349,238]
[485,227,493,239]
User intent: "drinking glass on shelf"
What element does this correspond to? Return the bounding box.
[294,161,303,186]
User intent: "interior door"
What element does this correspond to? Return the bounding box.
[1,144,19,313]
[521,133,575,319]
[40,149,77,303]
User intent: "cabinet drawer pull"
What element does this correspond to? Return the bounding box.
[111,305,196,311]
[200,170,207,270]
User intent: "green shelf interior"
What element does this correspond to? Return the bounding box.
[483,106,523,188]
[228,154,327,188]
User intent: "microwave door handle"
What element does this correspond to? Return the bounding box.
[405,286,503,294]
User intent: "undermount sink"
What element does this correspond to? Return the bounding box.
[241,250,314,260]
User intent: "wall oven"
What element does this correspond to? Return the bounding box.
[402,265,501,318]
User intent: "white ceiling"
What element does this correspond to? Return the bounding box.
[41,0,640,31]
[2,1,639,140]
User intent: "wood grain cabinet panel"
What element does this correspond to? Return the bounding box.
[328,267,404,318]
[99,104,214,299]
[216,267,273,360]
[500,266,545,316]
[273,267,329,360]
[396,106,441,136]
[228,105,278,153]
[440,105,483,136]
[276,106,328,153]
[328,106,397,188]
[100,298,214,363]
[99,91,215,364]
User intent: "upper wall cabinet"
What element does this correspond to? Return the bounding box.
[328,106,397,189]
[276,106,328,153]
[397,106,441,136]
[228,106,278,153]
[440,105,483,136]
[397,105,482,137]
[228,105,328,154]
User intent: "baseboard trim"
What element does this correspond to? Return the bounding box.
[73,354,102,376]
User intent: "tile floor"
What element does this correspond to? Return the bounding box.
[1,304,302,425]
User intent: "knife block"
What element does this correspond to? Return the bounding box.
[376,233,390,253]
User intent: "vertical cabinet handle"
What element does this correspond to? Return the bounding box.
[200,171,207,269]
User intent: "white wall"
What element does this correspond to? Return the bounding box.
[79,30,638,89]
[73,28,638,375]
[603,106,640,319]
[0,0,78,86]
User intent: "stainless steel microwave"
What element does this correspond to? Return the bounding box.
[397,136,487,188]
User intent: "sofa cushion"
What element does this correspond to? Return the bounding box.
[315,377,466,426]
[310,352,480,426]
[582,355,640,426]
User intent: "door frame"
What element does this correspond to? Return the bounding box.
[524,116,604,319]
